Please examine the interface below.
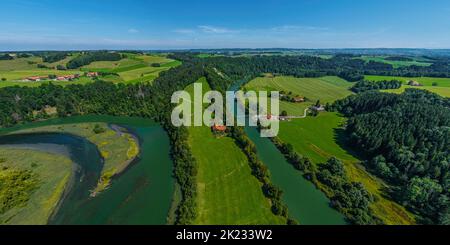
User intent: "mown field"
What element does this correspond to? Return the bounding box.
[12,123,139,194]
[277,112,416,225]
[244,76,353,115]
[366,75,450,97]
[186,78,284,224]
[0,148,72,225]
[357,56,432,68]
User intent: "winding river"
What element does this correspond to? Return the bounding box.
[0,115,173,225]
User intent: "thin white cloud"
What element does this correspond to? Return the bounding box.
[197,25,237,34]
[173,29,196,34]
[270,25,329,32]
[128,28,139,34]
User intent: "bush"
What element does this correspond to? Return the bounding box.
[93,124,106,134]
[56,65,67,70]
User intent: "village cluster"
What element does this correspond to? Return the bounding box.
[23,72,99,82]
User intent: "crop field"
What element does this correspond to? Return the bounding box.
[118,66,167,81]
[277,112,416,225]
[0,148,72,225]
[12,123,139,193]
[81,58,142,70]
[366,75,450,97]
[0,77,94,88]
[357,56,432,68]
[244,76,353,115]
[0,57,42,71]
[186,78,284,225]
[0,69,82,81]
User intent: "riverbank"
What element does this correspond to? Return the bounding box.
[8,122,140,196]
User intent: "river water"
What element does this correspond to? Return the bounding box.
[0,115,174,225]
[230,79,346,225]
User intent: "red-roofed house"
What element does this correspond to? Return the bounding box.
[211,124,227,132]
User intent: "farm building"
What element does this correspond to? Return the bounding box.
[408,80,422,86]
[56,74,80,81]
[293,96,305,103]
[25,76,48,82]
[87,72,99,77]
[211,124,227,132]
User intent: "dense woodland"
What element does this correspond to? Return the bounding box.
[332,90,450,224]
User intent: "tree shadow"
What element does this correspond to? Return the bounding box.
[333,127,367,161]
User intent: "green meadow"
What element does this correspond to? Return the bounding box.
[0,148,72,225]
[277,112,415,225]
[365,75,450,97]
[186,78,284,225]
[357,56,432,68]
[244,76,353,115]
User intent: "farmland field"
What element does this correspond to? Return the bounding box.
[186,78,284,224]
[357,56,432,68]
[0,148,72,225]
[277,112,416,225]
[365,75,450,97]
[0,77,94,88]
[244,76,353,115]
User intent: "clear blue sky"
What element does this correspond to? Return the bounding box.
[1,0,450,50]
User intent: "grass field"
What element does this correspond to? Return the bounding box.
[277,112,416,225]
[357,56,432,68]
[186,78,284,224]
[0,57,42,71]
[12,123,139,194]
[244,76,353,115]
[118,66,167,81]
[0,69,82,81]
[81,58,142,70]
[0,148,72,225]
[365,75,450,97]
[0,77,94,88]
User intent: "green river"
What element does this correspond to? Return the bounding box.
[0,115,174,225]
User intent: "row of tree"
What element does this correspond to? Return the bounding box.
[350,80,402,93]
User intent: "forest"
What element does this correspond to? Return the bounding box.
[332,89,450,224]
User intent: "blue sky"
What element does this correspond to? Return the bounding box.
[1,0,450,50]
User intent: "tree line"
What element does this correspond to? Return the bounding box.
[350,80,402,93]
